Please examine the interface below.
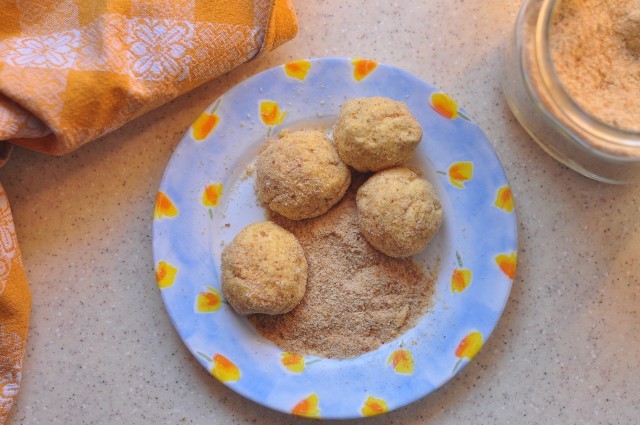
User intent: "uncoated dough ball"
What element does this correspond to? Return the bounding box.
[221,222,308,315]
[256,130,351,220]
[334,97,423,172]
[356,167,443,258]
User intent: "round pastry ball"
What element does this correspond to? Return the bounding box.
[221,221,307,315]
[356,167,443,258]
[334,97,423,172]
[256,130,351,220]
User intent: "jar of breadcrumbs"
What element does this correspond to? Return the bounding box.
[503,0,640,184]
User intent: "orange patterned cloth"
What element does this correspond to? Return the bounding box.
[0,1,297,421]
[0,183,29,423]
[0,0,297,155]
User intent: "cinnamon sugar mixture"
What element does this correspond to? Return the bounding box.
[249,178,437,359]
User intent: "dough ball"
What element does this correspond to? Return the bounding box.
[334,97,423,172]
[356,167,443,258]
[221,222,307,315]
[256,130,351,220]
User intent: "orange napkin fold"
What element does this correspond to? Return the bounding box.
[0,1,297,421]
[0,0,297,154]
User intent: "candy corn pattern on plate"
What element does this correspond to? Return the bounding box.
[153,58,517,419]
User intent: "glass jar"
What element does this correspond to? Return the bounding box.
[502,0,640,184]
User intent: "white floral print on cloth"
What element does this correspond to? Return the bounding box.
[3,31,81,69]
[125,19,194,81]
[0,328,23,420]
[0,0,298,154]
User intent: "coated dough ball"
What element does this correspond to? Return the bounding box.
[256,130,351,220]
[334,97,423,172]
[221,222,307,315]
[356,167,443,258]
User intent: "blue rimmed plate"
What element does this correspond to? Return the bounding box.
[152,57,517,419]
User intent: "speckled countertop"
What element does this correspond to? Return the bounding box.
[2,1,639,424]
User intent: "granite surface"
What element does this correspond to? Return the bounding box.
[2,0,639,423]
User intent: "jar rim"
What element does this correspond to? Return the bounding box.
[536,0,640,147]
